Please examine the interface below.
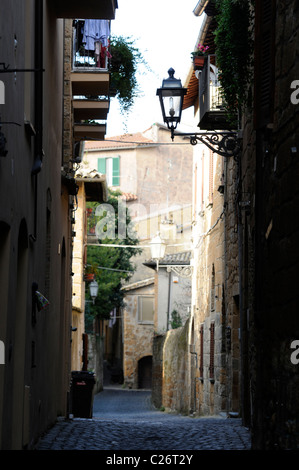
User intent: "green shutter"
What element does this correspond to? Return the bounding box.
[112,156,120,186]
[98,158,106,175]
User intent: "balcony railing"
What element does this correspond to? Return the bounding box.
[72,20,111,71]
[199,55,232,130]
[71,20,110,140]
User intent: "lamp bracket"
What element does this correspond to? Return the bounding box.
[173,130,241,158]
[166,265,193,278]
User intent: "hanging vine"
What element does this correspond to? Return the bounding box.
[109,35,148,117]
[214,0,255,126]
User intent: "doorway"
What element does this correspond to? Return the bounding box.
[138,356,152,389]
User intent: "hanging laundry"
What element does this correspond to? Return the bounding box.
[83,19,110,51]
[108,308,117,328]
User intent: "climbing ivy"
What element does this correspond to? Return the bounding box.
[109,36,147,116]
[214,0,254,126]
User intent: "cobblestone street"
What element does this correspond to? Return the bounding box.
[36,387,252,452]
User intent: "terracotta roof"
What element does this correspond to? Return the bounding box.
[121,192,138,202]
[143,251,192,269]
[75,168,105,180]
[84,132,154,150]
[183,69,199,111]
[121,277,155,292]
[160,251,192,265]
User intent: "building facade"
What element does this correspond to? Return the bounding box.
[0,0,117,450]
[181,0,299,448]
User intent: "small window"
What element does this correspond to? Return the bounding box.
[138,297,154,323]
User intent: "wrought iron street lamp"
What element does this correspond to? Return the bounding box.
[156,68,241,158]
[156,68,187,140]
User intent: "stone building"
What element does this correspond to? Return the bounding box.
[81,125,194,388]
[71,169,108,373]
[0,0,117,450]
[151,1,242,418]
[179,0,299,448]
[239,0,299,449]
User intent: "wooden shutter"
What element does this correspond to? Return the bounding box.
[209,322,215,380]
[98,158,106,175]
[254,0,276,128]
[112,156,120,186]
[209,151,214,205]
[200,324,204,378]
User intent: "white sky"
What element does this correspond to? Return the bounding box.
[106,0,203,136]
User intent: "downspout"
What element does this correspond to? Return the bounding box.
[32,0,43,176]
[236,150,245,423]
[30,0,43,242]
[166,270,172,331]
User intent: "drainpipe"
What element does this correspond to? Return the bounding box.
[236,151,245,423]
[166,270,172,331]
[32,0,43,176]
[30,0,43,242]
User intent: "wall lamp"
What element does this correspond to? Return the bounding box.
[156,68,240,158]
[150,232,166,271]
[89,279,99,304]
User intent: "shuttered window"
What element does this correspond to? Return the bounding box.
[210,264,215,312]
[209,151,214,205]
[199,324,204,378]
[97,156,120,186]
[209,322,215,380]
[254,0,276,128]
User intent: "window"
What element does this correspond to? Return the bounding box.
[199,324,204,378]
[98,156,120,186]
[208,150,214,205]
[138,296,154,323]
[209,322,215,381]
[210,264,215,312]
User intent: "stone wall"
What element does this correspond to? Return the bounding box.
[152,320,191,414]
[240,0,299,449]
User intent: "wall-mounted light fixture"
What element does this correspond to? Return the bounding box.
[157,68,241,158]
[150,232,166,271]
[89,279,99,304]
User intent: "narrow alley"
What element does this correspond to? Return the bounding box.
[36,387,251,452]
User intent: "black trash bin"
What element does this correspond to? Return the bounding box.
[71,371,95,418]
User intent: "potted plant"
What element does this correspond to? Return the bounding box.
[84,263,98,282]
[191,43,209,70]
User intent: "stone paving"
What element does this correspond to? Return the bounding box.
[36,388,252,451]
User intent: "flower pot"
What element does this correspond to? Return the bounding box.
[84,273,95,282]
[193,56,205,70]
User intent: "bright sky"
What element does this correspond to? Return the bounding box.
[106,0,203,136]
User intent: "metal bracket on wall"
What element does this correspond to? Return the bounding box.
[166,265,193,278]
[0,63,45,73]
[174,131,241,158]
